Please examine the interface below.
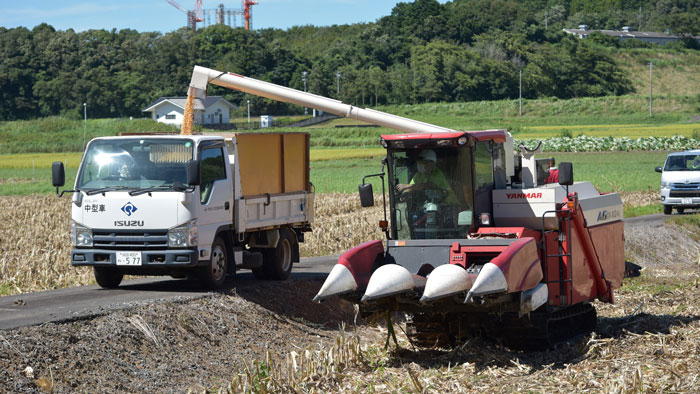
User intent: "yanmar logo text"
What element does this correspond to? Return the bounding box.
[506,192,543,199]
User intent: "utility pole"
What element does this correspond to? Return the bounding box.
[519,69,523,116]
[247,99,251,128]
[335,71,342,97]
[302,71,308,115]
[639,6,642,31]
[545,11,548,30]
[649,62,653,117]
[83,103,87,150]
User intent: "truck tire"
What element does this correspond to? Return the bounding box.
[664,205,672,215]
[260,228,296,280]
[677,207,685,214]
[94,267,123,289]
[200,236,228,289]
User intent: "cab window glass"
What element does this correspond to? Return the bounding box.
[389,148,474,240]
[200,147,226,204]
[473,142,494,217]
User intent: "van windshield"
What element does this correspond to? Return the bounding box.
[664,154,700,172]
[77,139,194,190]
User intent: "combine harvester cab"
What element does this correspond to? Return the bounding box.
[316,133,626,348]
[187,65,625,348]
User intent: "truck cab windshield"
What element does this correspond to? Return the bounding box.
[77,139,194,191]
[390,147,474,240]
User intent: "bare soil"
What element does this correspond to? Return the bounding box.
[1,220,699,393]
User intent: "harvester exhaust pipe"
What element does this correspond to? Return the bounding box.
[189,65,458,135]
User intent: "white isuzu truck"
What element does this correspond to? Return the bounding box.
[52,132,314,289]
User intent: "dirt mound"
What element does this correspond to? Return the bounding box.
[0,280,356,393]
[625,221,700,270]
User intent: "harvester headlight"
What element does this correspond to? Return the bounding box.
[457,136,468,145]
[168,219,198,248]
[380,138,388,148]
[71,220,93,247]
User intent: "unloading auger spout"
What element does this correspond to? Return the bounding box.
[189,65,457,135]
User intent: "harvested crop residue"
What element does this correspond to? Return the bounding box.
[1,207,699,392]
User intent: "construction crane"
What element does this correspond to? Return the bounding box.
[167,1,259,31]
[166,0,204,30]
[243,0,257,30]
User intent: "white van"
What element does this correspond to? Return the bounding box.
[655,149,700,214]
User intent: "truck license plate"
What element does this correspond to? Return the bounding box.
[682,198,693,205]
[116,251,142,266]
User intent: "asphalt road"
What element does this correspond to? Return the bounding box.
[0,212,678,331]
[0,254,339,331]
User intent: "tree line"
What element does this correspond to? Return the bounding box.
[1,0,698,120]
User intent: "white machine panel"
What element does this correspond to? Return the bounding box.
[493,182,621,230]
[493,184,566,229]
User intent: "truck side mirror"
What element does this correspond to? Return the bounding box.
[52,162,65,187]
[358,183,374,207]
[187,160,201,186]
[655,166,662,173]
[558,162,573,186]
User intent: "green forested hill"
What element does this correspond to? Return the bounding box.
[1,0,698,121]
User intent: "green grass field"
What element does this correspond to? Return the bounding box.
[2,93,699,153]
[0,150,666,195]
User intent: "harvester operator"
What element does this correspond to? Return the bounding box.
[396,149,458,205]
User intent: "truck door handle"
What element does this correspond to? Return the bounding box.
[225,202,230,210]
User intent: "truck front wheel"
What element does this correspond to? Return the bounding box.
[94,267,123,289]
[201,237,228,289]
[259,228,296,281]
[664,205,672,215]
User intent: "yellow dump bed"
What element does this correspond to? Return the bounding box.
[224,132,313,233]
[232,132,310,197]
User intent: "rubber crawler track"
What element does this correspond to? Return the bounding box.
[406,303,597,350]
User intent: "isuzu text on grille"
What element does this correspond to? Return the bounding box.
[114,220,145,227]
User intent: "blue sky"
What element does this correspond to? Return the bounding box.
[0,1,447,33]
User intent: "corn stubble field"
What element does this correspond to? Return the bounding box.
[1,194,700,393]
[0,194,384,295]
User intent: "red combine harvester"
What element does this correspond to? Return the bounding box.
[189,66,626,348]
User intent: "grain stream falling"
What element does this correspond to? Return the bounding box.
[180,88,195,135]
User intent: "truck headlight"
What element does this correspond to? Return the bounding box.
[660,181,670,189]
[71,220,93,247]
[168,219,198,247]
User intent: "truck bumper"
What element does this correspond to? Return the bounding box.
[71,248,201,268]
